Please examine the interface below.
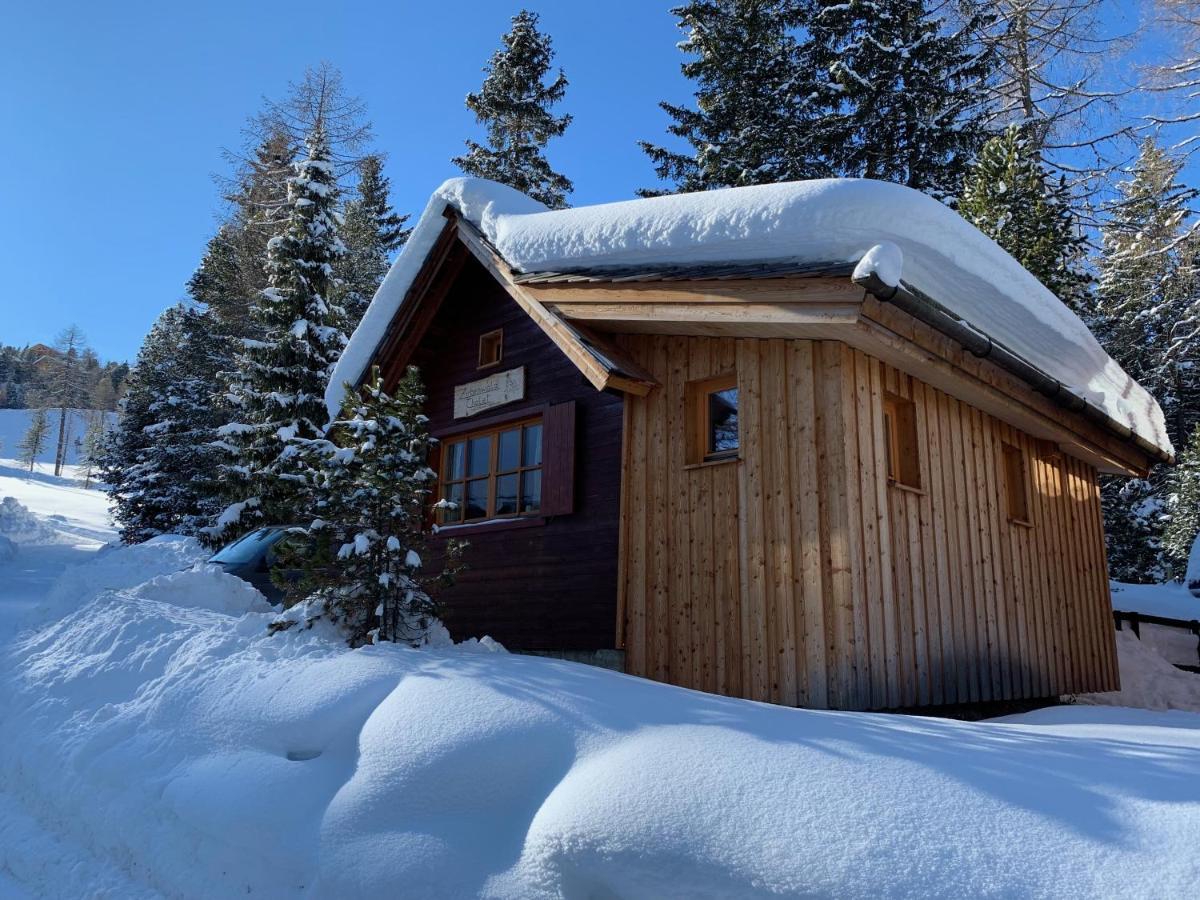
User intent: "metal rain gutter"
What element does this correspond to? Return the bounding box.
[851,269,1174,466]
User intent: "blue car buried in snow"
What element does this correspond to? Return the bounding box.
[207,526,294,605]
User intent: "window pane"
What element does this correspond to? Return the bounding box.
[708,387,739,454]
[443,482,464,524]
[495,474,519,515]
[446,441,465,480]
[466,479,489,520]
[467,436,491,478]
[521,469,542,513]
[523,423,543,467]
[498,428,520,472]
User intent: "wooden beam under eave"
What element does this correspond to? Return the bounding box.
[549,300,862,326]
[523,276,864,305]
[452,217,659,397]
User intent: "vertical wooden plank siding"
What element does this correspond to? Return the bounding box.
[617,337,1119,709]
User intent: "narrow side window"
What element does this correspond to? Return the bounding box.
[883,392,920,489]
[686,374,739,465]
[1002,442,1031,524]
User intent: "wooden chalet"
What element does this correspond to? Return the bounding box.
[331,178,1174,711]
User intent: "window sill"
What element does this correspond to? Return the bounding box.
[431,516,547,538]
[887,480,926,497]
[1008,517,1034,529]
[684,456,740,471]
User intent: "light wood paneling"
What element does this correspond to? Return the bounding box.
[617,336,1119,710]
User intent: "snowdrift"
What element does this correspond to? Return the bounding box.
[3,542,1200,898]
[331,177,1170,456]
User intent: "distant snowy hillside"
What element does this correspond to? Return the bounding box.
[0,408,114,469]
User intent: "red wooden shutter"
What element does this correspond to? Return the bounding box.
[541,401,576,516]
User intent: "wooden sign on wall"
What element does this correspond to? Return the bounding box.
[453,366,526,419]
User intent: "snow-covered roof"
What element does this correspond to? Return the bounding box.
[330,177,1171,457]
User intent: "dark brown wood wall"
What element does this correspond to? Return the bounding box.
[411,257,623,650]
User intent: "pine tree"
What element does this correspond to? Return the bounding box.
[453,10,573,208]
[36,326,94,477]
[641,1,820,194]
[959,125,1088,310]
[102,306,225,542]
[1164,423,1200,569]
[338,154,409,329]
[1093,138,1200,581]
[798,0,995,202]
[272,367,460,646]
[212,123,348,544]
[17,408,50,473]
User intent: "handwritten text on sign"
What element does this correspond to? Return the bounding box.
[453,366,526,419]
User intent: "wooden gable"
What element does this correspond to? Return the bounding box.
[366,209,658,400]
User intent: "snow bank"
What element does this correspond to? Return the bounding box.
[330,178,1170,456]
[1077,629,1200,712]
[0,496,55,542]
[38,534,208,620]
[1110,579,1200,620]
[4,549,1200,897]
[0,533,15,562]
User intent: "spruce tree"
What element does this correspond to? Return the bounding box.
[959,125,1088,310]
[272,367,459,646]
[102,306,225,542]
[798,0,995,202]
[338,154,409,329]
[1164,423,1200,569]
[453,10,573,208]
[641,1,820,194]
[17,408,50,473]
[212,123,348,543]
[1093,138,1200,581]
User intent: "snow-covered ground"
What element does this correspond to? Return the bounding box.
[2,465,1200,897]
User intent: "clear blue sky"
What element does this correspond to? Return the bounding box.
[0,0,1178,363]
[1,0,690,362]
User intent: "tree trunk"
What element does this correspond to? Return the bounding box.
[54,406,68,477]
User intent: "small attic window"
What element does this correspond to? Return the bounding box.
[883,393,920,489]
[478,329,503,368]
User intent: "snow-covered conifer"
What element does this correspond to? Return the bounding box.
[102,306,224,543]
[959,125,1088,310]
[1164,424,1200,571]
[273,367,459,645]
[212,123,348,543]
[453,10,573,208]
[799,0,995,202]
[641,1,819,193]
[1093,138,1200,580]
[17,408,50,473]
[338,154,409,329]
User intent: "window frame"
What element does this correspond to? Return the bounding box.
[882,392,921,490]
[478,329,503,369]
[686,373,740,466]
[1002,442,1032,526]
[436,415,544,526]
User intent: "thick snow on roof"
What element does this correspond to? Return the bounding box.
[330,177,1170,456]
